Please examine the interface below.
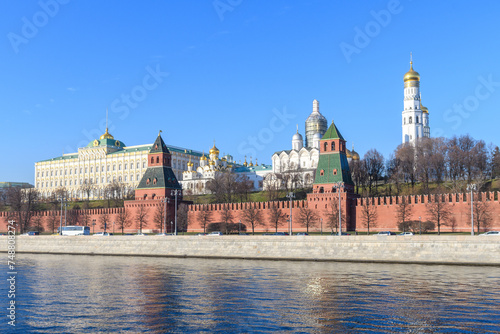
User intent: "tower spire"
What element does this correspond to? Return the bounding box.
[106,108,109,130]
[410,52,413,69]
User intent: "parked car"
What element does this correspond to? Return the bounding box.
[296,232,308,236]
[332,232,351,236]
[479,231,500,236]
[156,233,167,236]
[135,233,147,236]
[196,233,207,236]
[208,231,223,236]
[273,232,289,236]
[376,231,396,235]
[93,232,111,236]
[399,232,414,236]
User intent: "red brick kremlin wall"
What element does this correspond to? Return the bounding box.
[1,191,499,233]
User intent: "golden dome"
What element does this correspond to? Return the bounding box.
[421,104,429,114]
[200,152,207,161]
[99,128,114,140]
[346,149,353,159]
[209,142,219,155]
[352,150,360,161]
[187,161,194,167]
[404,61,420,82]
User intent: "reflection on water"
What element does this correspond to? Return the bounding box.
[2,254,500,333]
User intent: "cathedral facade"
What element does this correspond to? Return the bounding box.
[265,99,359,190]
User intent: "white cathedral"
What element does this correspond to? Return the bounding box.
[402,57,430,144]
[265,99,359,190]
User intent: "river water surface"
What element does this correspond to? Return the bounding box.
[2,254,500,333]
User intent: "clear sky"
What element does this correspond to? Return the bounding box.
[1,0,499,184]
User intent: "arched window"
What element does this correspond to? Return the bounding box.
[404,118,406,124]
[409,116,412,124]
[331,142,335,151]
[323,142,328,151]
[416,116,419,123]
[156,157,159,164]
[151,157,154,163]
[319,187,324,193]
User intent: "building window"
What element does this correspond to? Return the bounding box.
[409,116,412,124]
[333,169,337,175]
[90,167,93,173]
[331,142,335,151]
[143,162,146,168]
[137,174,140,181]
[156,157,159,164]
[102,166,104,172]
[118,176,122,182]
[113,165,116,171]
[320,169,324,176]
[416,116,419,123]
[80,168,83,174]
[124,164,127,170]
[151,157,154,164]
[323,142,328,152]
[130,163,133,169]
[124,176,127,182]
[65,169,67,175]
[55,170,58,176]
[137,162,140,169]
[404,118,406,125]
[85,167,88,173]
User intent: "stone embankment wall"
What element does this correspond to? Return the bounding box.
[3,235,500,266]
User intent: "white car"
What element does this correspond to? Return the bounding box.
[399,232,414,236]
[208,231,223,236]
[93,232,111,236]
[135,233,147,236]
[479,231,500,236]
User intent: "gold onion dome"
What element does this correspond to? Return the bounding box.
[352,150,360,161]
[404,61,420,82]
[187,160,194,167]
[346,149,353,159]
[100,128,114,140]
[209,143,219,155]
[421,104,429,113]
[200,153,207,161]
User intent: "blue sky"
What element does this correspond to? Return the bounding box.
[1,0,499,184]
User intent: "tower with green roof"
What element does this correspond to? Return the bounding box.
[312,119,354,193]
[307,119,357,231]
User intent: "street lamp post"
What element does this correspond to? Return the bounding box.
[467,183,477,236]
[161,197,169,234]
[333,182,345,236]
[286,192,295,236]
[59,196,63,235]
[170,221,173,234]
[171,190,181,235]
[92,219,96,234]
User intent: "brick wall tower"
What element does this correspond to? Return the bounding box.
[307,119,357,231]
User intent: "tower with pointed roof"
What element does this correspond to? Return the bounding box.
[311,120,354,194]
[134,131,181,200]
[402,54,429,144]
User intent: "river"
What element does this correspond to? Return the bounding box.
[2,254,500,333]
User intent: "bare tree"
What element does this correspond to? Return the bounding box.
[79,181,95,202]
[176,203,189,233]
[197,209,213,234]
[268,204,286,233]
[396,196,413,233]
[46,213,59,234]
[364,149,385,196]
[471,193,492,234]
[220,204,234,234]
[116,208,132,234]
[136,206,148,234]
[31,215,45,233]
[426,192,452,235]
[153,204,166,233]
[324,197,346,234]
[360,197,378,234]
[349,159,367,195]
[297,206,318,234]
[99,212,111,232]
[491,146,500,179]
[241,205,263,235]
[7,187,39,234]
[67,206,80,226]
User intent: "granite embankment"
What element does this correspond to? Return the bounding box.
[2,235,500,266]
